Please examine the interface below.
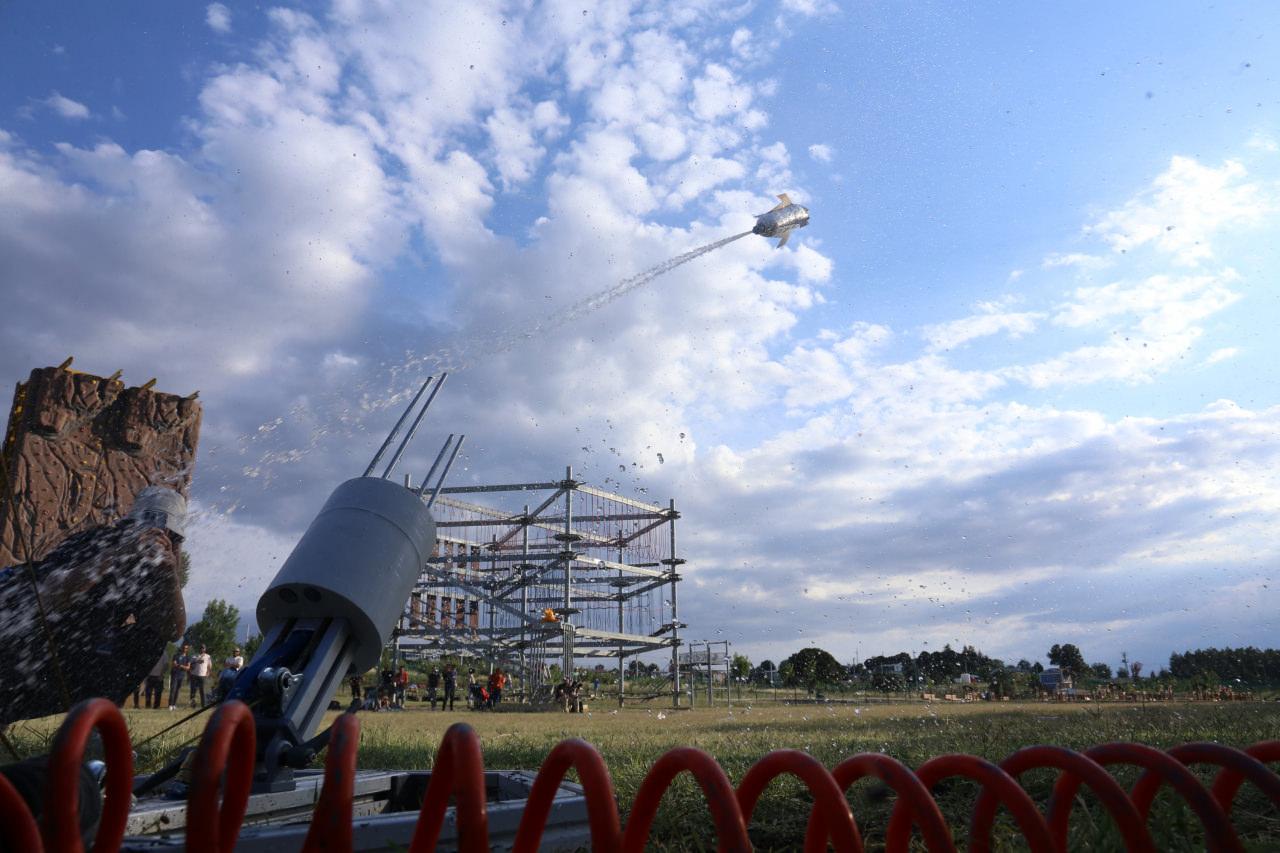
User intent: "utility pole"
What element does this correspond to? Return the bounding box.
[520,505,529,700]
[617,533,625,708]
[665,499,684,709]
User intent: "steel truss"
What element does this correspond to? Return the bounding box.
[392,467,684,705]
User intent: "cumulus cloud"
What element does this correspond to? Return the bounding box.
[44,91,90,119]
[1041,252,1110,270]
[923,310,1042,351]
[1086,156,1274,265]
[807,143,833,162]
[206,3,232,34]
[780,0,840,16]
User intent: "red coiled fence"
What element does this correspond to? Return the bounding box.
[0,699,1276,851]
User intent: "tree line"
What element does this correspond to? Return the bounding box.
[739,642,1280,693]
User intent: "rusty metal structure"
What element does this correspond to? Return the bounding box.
[392,467,685,704]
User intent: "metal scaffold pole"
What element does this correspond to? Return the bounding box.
[561,466,575,681]
[617,535,625,708]
[706,641,713,707]
[667,498,682,709]
[520,504,529,701]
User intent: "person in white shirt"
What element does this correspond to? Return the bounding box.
[189,645,212,707]
[225,647,244,671]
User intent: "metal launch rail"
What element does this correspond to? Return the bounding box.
[0,697,1277,851]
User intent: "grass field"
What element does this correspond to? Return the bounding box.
[7,699,1278,850]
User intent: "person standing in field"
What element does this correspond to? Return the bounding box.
[349,674,362,702]
[487,669,504,709]
[168,644,191,711]
[395,664,409,708]
[144,653,166,709]
[442,664,457,711]
[426,666,440,710]
[225,647,244,671]
[189,645,212,707]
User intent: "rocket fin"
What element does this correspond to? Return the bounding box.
[769,193,793,211]
[776,231,791,249]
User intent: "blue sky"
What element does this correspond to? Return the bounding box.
[1,1,1278,672]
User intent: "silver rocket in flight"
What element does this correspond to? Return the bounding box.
[752,193,810,248]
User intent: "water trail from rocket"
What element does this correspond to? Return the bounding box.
[419,230,753,373]
[220,231,752,501]
[543,230,752,336]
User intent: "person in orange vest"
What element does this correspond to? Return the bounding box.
[487,668,505,708]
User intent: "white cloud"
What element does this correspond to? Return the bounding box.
[1086,156,1274,265]
[1203,347,1239,366]
[1245,133,1278,153]
[807,143,833,163]
[206,3,232,34]
[780,0,840,15]
[44,91,90,119]
[923,311,1042,351]
[1041,252,1111,270]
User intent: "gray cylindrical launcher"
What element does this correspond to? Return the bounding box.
[259,476,436,675]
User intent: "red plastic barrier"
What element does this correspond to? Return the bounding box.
[886,753,1055,853]
[7,707,1279,851]
[512,738,621,852]
[973,745,1155,853]
[1134,742,1280,819]
[302,713,361,853]
[1212,740,1280,817]
[407,722,489,853]
[736,749,862,852]
[805,753,954,853]
[42,698,134,853]
[185,700,256,853]
[624,746,751,852]
[1084,742,1242,853]
[0,768,42,852]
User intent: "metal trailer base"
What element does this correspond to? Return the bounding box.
[121,769,591,852]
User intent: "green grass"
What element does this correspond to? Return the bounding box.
[6,700,1278,850]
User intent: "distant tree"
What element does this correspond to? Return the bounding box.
[243,632,263,662]
[989,669,1016,698]
[1130,661,1143,679]
[780,647,845,693]
[871,671,905,692]
[1090,662,1112,680]
[1032,661,1044,674]
[1015,659,1033,673]
[185,599,240,664]
[1169,646,1280,686]
[730,654,752,682]
[1048,644,1087,677]
[1116,666,1129,679]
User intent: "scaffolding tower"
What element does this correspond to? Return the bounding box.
[393,466,685,706]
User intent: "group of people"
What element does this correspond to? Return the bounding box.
[347,662,513,712]
[422,663,459,710]
[350,663,416,711]
[125,642,244,711]
[468,668,508,710]
[553,676,588,713]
